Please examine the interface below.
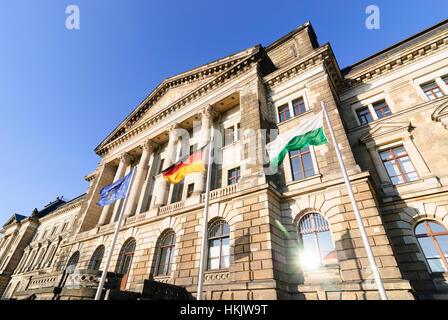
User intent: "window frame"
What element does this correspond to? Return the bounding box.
[207,220,230,271]
[352,97,393,126]
[156,231,176,276]
[414,220,448,273]
[227,167,241,186]
[379,145,419,185]
[420,81,446,101]
[289,147,315,181]
[297,212,338,270]
[274,92,309,124]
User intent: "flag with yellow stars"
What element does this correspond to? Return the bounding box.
[97,168,134,207]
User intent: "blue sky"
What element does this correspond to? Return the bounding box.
[0,0,447,226]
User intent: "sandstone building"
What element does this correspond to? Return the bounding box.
[1,19,448,300]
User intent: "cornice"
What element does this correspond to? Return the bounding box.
[37,196,84,223]
[263,43,343,90]
[95,46,273,157]
[341,32,448,93]
[94,46,263,155]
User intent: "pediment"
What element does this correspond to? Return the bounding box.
[94,45,268,155]
[129,78,210,129]
[3,214,25,228]
[360,122,411,145]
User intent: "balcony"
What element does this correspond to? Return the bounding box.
[159,200,185,215]
[201,183,238,202]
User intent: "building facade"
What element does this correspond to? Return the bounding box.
[1,19,448,300]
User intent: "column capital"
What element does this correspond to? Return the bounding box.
[168,124,180,140]
[201,105,218,120]
[142,139,158,153]
[119,152,133,165]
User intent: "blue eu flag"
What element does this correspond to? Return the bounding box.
[97,169,135,207]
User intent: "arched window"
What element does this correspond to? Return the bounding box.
[298,213,337,270]
[65,251,80,273]
[88,245,105,271]
[156,231,176,276]
[415,220,448,273]
[207,220,230,270]
[117,239,136,290]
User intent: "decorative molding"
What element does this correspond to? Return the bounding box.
[342,34,448,92]
[432,100,448,129]
[94,46,272,157]
[360,122,412,147]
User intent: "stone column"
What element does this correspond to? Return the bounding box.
[124,139,158,218]
[97,152,132,226]
[135,152,157,214]
[153,125,178,208]
[367,146,391,185]
[402,136,432,178]
[194,105,217,195]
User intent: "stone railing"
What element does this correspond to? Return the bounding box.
[203,270,230,283]
[26,272,63,290]
[125,213,147,224]
[159,200,185,215]
[201,184,238,202]
[63,269,122,290]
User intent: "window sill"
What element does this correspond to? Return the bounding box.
[284,173,322,192]
[382,175,441,197]
[277,109,313,127]
[222,140,241,150]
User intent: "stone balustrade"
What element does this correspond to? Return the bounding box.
[201,184,238,202]
[159,200,185,215]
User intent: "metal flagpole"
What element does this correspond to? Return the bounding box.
[94,168,137,300]
[321,101,388,300]
[197,137,214,300]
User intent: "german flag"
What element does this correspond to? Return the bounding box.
[162,146,206,184]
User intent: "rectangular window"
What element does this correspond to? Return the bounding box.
[292,97,306,116]
[289,147,315,181]
[379,146,419,185]
[421,82,445,101]
[443,76,448,86]
[356,107,374,125]
[224,126,235,146]
[158,159,165,174]
[373,100,392,119]
[236,123,241,141]
[186,183,194,198]
[51,225,58,236]
[61,222,68,232]
[228,167,241,185]
[278,104,291,122]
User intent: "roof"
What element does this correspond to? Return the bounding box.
[342,18,448,77]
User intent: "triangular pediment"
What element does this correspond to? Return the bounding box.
[3,214,25,228]
[94,45,267,154]
[360,122,411,144]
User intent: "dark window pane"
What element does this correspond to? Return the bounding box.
[278,105,291,122]
[356,107,374,125]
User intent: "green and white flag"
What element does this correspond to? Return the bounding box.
[266,111,328,167]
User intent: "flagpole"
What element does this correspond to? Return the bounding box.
[94,168,137,300]
[197,137,214,300]
[321,101,387,300]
